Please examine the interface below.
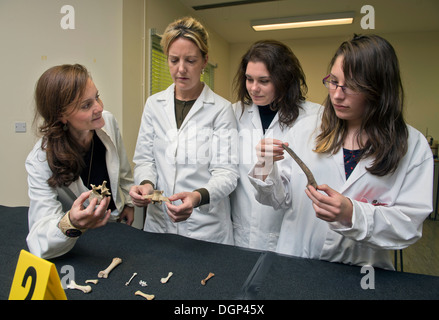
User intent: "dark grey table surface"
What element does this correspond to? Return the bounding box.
[1,205,438,302]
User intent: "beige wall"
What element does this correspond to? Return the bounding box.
[0,0,123,206]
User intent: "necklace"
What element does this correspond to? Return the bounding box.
[86,136,94,187]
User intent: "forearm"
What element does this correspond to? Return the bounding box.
[27,208,77,259]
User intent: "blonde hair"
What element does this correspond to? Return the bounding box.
[160,16,209,58]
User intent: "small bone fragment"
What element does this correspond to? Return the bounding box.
[67,280,92,293]
[125,272,137,286]
[139,280,148,287]
[85,279,99,284]
[160,272,173,283]
[89,181,112,204]
[201,272,215,285]
[98,257,122,278]
[143,190,170,204]
[135,290,155,300]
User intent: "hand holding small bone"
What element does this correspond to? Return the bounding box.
[69,190,111,230]
[254,139,286,180]
[129,184,154,207]
[165,192,201,223]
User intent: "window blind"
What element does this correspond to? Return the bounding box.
[150,32,215,96]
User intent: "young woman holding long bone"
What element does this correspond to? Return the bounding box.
[230,40,321,251]
[249,34,433,270]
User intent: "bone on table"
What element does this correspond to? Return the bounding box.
[98,257,122,278]
[85,279,99,284]
[135,290,155,300]
[201,272,215,285]
[160,272,173,283]
[139,280,148,287]
[125,272,137,286]
[67,280,92,293]
[282,144,318,188]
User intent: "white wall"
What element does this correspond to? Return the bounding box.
[0,0,123,206]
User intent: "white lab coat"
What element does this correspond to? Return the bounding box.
[230,101,322,251]
[249,114,433,269]
[26,111,134,259]
[133,84,239,245]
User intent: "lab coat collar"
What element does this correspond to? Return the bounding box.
[248,104,262,133]
[248,103,280,137]
[155,83,214,130]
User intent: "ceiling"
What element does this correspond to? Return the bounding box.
[178,0,439,43]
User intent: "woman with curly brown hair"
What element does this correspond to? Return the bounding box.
[26,64,134,259]
[230,39,321,251]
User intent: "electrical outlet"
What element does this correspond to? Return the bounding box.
[15,122,26,133]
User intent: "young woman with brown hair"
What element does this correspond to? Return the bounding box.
[26,64,134,258]
[250,35,433,269]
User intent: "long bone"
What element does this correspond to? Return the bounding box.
[67,280,92,293]
[125,272,137,286]
[135,290,155,300]
[282,144,318,188]
[98,257,122,278]
[85,279,99,284]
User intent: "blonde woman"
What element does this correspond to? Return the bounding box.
[130,17,238,245]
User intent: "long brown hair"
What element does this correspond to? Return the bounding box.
[233,39,308,128]
[315,34,408,176]
[34,64,90,187]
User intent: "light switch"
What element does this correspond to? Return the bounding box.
[15,122,26,133]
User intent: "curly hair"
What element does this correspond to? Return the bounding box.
[233,39,307,128]
[34,64,90,187]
